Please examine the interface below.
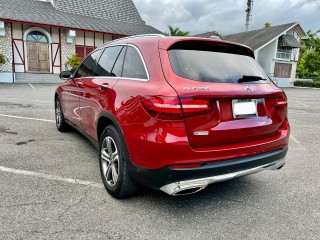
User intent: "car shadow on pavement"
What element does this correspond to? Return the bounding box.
[117,176,261,212]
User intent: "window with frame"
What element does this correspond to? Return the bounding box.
[26,31,48,43]
[94,46,123,77]
[74,49,102,78]
[76,46,95,60]
[274,63,292,78]
[122,46,148,80]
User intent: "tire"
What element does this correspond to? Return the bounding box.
[55,96,69,132]
[99,125,139,198]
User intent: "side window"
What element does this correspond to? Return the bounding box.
[74,49,102,78]
[94,46,123,77]
[122,46,148,80]
[111,46,126,77]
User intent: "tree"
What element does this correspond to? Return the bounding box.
[302,30,320,51]
[166,25,189,36]
[297,30,320,79]
[264,22,271,28]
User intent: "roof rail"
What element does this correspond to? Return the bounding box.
[108,34,166,43]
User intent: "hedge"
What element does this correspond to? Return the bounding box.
[294,80,320,88]
[314,81,320,88]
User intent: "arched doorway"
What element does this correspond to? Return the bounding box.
[26,31,50,72]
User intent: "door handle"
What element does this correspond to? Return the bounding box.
[77,81,83,86]
[99,83,109,90]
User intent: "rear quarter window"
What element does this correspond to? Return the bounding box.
[122,46,148,80]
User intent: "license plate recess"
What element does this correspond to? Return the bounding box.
[232,99,258,118]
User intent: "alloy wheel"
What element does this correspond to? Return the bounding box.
[101,136,120,187]
[55,99,61,127]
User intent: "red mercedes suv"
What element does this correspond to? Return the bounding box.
[55,35,289,198]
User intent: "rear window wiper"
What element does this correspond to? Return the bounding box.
[238,75,267,83]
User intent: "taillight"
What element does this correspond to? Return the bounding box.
[141,96,211,120]
[275,94,288,107]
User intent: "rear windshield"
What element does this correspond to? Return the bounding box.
[168,50,270,83]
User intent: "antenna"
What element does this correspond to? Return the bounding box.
[245,0,253,31]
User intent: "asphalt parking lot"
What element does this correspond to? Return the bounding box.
[0,83,319,240]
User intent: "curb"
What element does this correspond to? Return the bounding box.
[292,86,320,90]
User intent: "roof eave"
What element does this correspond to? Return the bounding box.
[255,22,305,52]
[0,17,128,37]
[294,24,308,39]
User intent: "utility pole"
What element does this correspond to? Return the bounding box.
[245,0,253,31]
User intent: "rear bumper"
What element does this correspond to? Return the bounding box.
[123,119,289,169]
[130,147,288,195]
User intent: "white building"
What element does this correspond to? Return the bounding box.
[0,0,161,83]
[224,23,308,87]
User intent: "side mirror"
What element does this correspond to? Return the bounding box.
[59,70,73,80]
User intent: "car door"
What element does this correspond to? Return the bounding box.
[79,45,125,140]
[60,78,82,127]
[61,50,100,128]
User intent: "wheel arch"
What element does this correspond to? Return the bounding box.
[96,112,124,143]
[54,90,62,103]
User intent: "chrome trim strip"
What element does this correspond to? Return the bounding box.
[160,158,286,196]
[119,77,148,82]
[73,76,148,82]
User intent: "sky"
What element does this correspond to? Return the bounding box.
[132,0,320,36]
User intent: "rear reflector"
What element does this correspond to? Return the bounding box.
[169,163,202,169]
[141,96,212,120]
[275,94,288,107]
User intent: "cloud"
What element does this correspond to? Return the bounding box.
[133,0,319,35]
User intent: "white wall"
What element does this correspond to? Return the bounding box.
[95,33,104,46]
[75,31,113,47]
[12,23,25,73]
[291,62,298,83]
[275,77,292,87]
[256,39,277,75]
[75,31,84,45]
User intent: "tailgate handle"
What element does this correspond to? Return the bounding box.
[100,83,109,90]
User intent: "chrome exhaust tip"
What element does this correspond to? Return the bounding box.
[160,182,207,196]
[173,186,206,196]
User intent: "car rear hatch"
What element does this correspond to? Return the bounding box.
[159,39,288,148]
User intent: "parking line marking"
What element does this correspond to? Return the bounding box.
[0,165,104,189]
[290,100,319,104]
[289,112,320,116]
[294,101,310,108]
[28,83,36,90]
[290,135,304,149]
[0,114,55,122]
[291,124,320,129]
[0,98,50,103]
